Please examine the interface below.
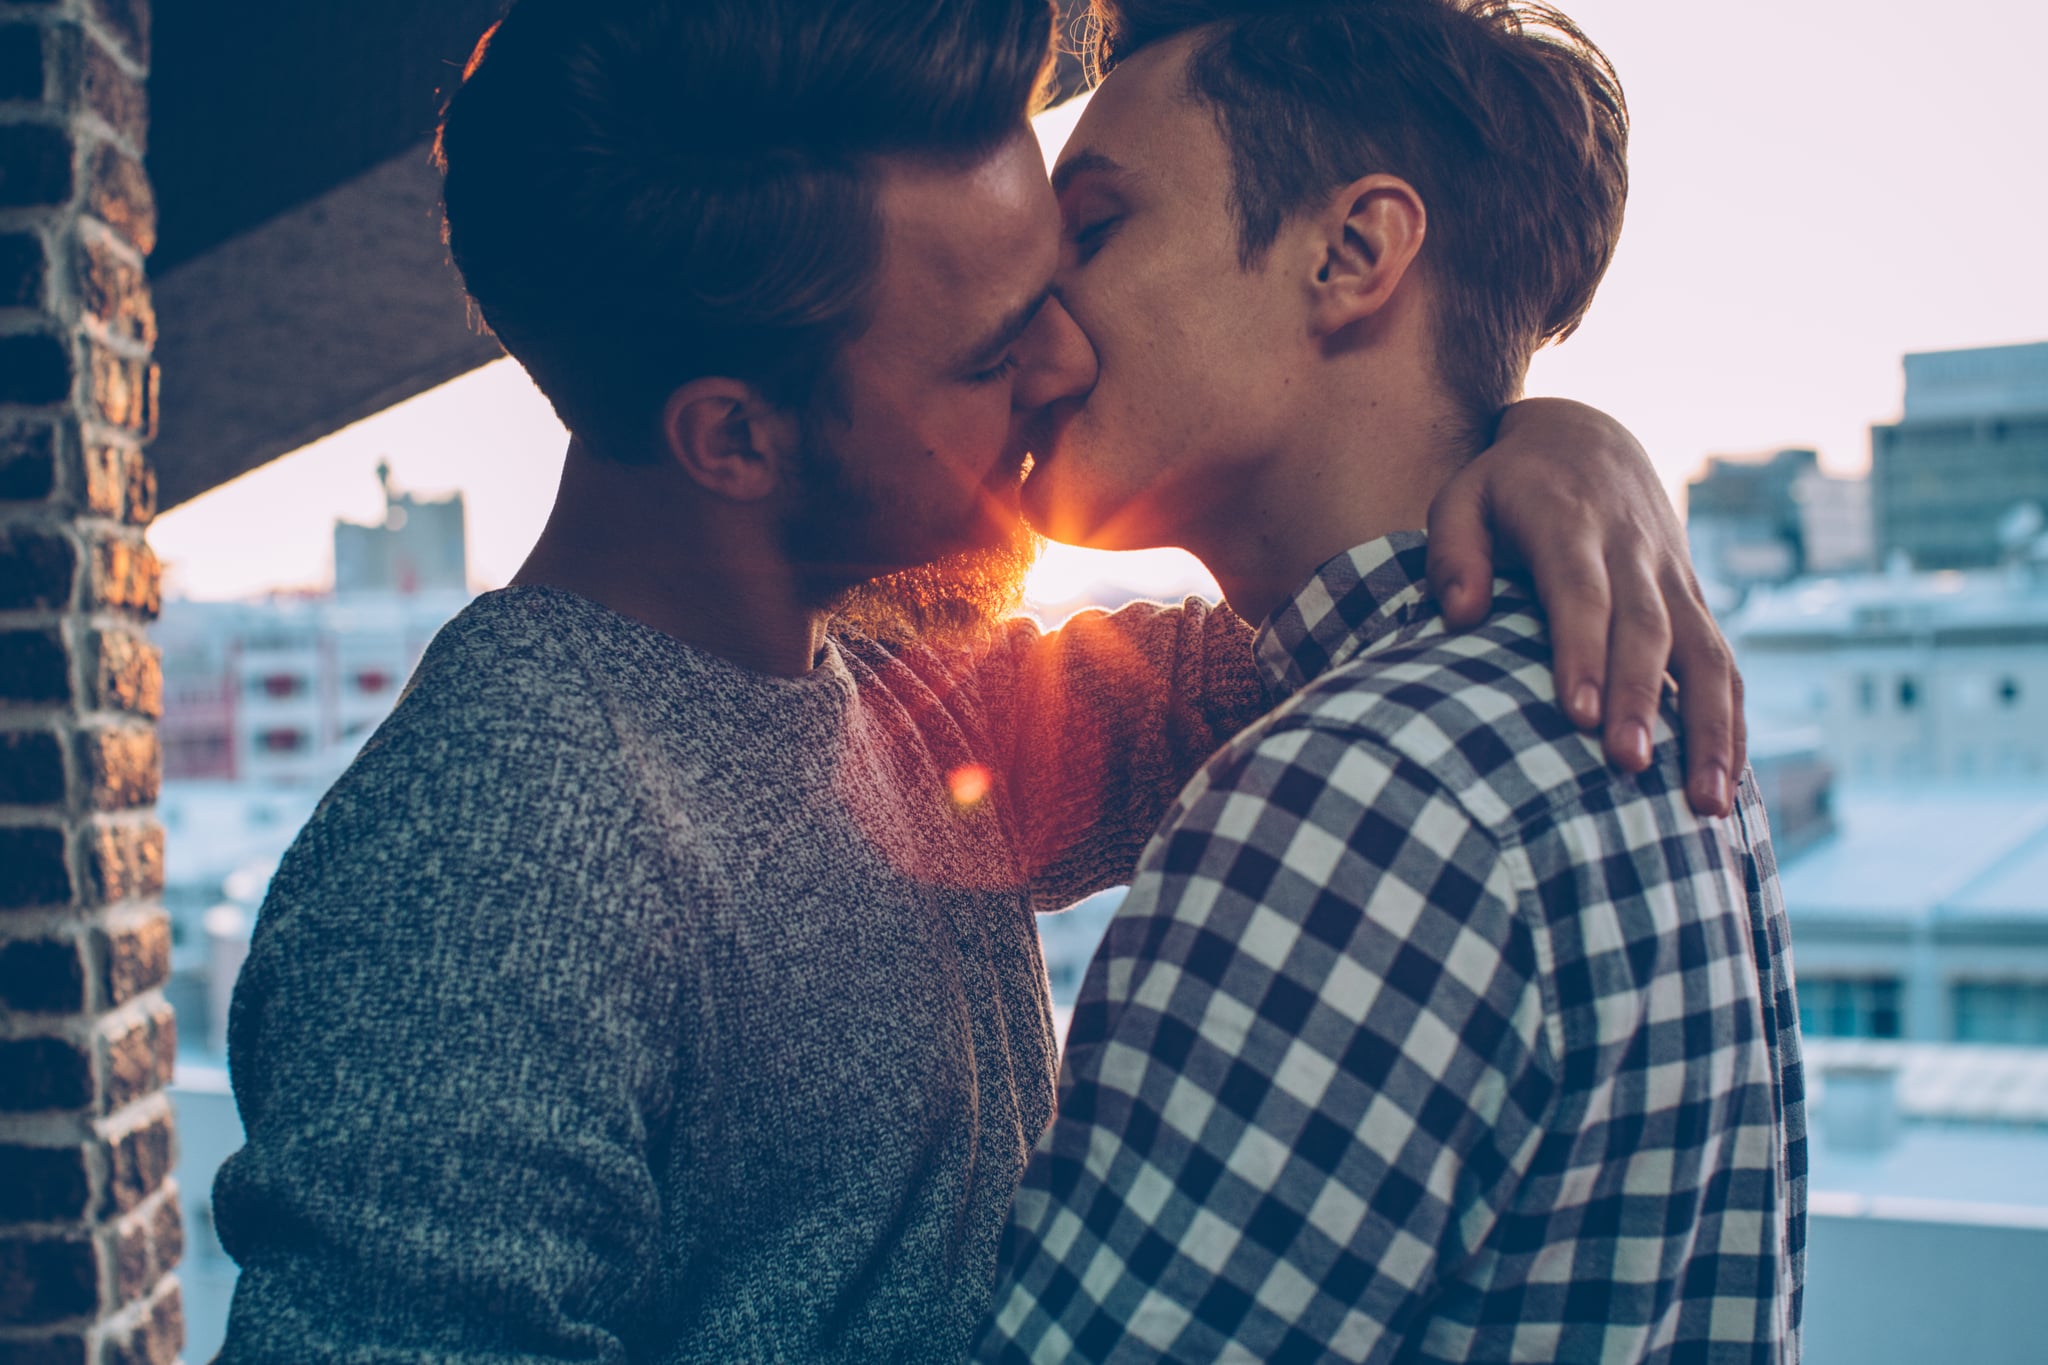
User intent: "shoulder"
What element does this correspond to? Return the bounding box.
[1261,598,1679,835]
[264,589,691,943]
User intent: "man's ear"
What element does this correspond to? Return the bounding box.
[1308,173,1428,338]
[659,377,801,502]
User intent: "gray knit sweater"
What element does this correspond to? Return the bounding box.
[213,586,1260,1363]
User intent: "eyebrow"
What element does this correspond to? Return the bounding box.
[1051,149,1131,198]
[959,282,1054,372]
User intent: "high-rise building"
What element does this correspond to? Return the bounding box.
[1871,340,2048,570]
[1686,446,1874,593]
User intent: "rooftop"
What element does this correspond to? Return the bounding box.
[1777,783,2048,925]
[1900,339,2048,422]
[1807,1040,2048,1218]
[1731,560,2048,644]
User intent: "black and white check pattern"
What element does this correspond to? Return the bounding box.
[978,533,1806,1363]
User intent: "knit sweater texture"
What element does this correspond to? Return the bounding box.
[212,585,1261,1363]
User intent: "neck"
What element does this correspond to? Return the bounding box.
[511,443,828,677]
[1188,378,1477,627]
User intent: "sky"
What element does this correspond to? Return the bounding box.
[150,0,2048,603]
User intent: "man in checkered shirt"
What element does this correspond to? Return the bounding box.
[980,0,1805,1360]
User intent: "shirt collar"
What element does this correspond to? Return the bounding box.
[1253,532,1435,701]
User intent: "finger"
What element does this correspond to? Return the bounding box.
[1667,589,1738,816]
[1425,472,1498,628]
[1524,536,1613,731]
[1598,549,1672,773]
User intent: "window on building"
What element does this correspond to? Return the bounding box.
[354,669,392,694]
[1857,675,1877,712]
[1898,675,1919,710]
[1952,981,2048,1045]
[255,672,306,700]
[2000,677,2023,707]
[1798,976,1903,1039]
[257,727,308,754]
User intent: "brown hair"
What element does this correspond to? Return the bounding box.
[436,0,1058,462]
[1088,0,1628,423]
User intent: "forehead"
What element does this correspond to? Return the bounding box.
[1059,31,1221,180]
[863,133,1058,362]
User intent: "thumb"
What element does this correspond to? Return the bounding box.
[1426,470,1496,627]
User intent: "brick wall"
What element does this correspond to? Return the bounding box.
[0,1,181,1362]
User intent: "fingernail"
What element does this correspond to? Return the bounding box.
[1699,765,1730,814]
[1572,683,1601,725]
[1623,722,1651,769]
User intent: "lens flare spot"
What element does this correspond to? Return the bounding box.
[948,763,993,810]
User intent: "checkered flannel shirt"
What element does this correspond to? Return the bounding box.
[978,533,1806,1363]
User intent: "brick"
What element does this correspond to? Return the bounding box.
[0,1232,97,1325]
[77,821,161,906]
[0,1143,90,1222]
[0,629,70,704]
[84,0,148,72]
[73,234,152,348]
[0,729,66,805]
[96,912,166,1005]
[70,30,144,152]
[0,825,71,908]
[0,1336,89,1365]
[0,25,45,103]
[83,143,152,257]
[102,1108,171,1216]
[80,439,153,524]
[110,1206,151,1306]
[0,230,44,308]
[98,1282,181,1365]
[84,342,154,437]
[0,332,72,405]
[101,1000,173,1110]
[0,1035,92,1112]
[89,628,158,718]
[147,1192,179,1276]
[0,420,58,501]
[0,526,76,610]
[0,936,86,1012]
[78,726,156,810]
[84,533,157,617]
[0,122,72,209]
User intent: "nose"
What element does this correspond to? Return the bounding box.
[1011,294,1098,412]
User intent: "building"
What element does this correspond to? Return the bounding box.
[334,459,469,593]
[1780,782,2048,1045]
[1730,558,2048,783]
[1686,447,1873,596]
[154,467,472,783]
[1870,340,2048,570]
[154,589,470,784]
[1799,1038,2048,1365]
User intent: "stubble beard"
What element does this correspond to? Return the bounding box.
[781,429,1043,650]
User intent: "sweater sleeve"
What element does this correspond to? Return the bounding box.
[973,596,1266,911]
[211,699,695,1363]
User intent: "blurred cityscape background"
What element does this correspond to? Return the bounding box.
[130,1,2048,1355]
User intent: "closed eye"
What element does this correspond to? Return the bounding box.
[1069,216,1122,263]
[967,354,1021,386]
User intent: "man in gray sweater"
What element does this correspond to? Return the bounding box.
[212,1,1747,1360]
